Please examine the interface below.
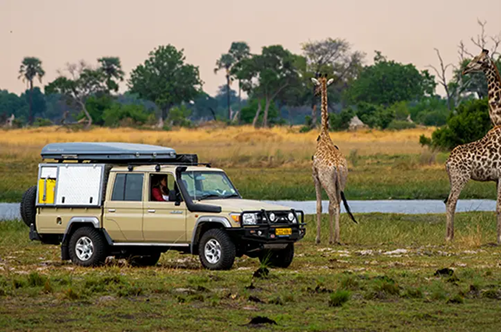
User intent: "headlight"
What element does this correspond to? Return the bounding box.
[269,213,276,222]
[242,213,258,225]
[288,212,297,223]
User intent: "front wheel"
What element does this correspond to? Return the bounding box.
[259,243,294,268]
[198,229,236,270]
[68,227,108,267]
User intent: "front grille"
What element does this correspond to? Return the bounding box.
[262,211,291,224]
[241,209,305,225]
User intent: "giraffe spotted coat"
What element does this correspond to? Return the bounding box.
[445,125,501,243]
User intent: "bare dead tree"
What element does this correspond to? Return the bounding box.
[428,48,453,111]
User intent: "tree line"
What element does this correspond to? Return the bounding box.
[3,21,500,134]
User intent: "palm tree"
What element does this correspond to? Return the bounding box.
[18,57,45,125]
[228,42,251,113]
[214,53,235,120]
[98,57,125,92]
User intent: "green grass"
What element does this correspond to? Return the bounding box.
[1,152,498,202]
[2,212,501,331]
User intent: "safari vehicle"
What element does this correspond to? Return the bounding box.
[20,142,305,270]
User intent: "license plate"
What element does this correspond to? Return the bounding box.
[275,228,292,236]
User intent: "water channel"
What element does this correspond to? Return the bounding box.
[0,199,497,221]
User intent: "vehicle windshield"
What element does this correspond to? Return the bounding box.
[180,171,239,200]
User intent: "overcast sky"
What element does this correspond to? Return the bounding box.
[1,0,501,97]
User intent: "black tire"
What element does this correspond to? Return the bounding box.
[68,227,108,267]
[198,229,236,270]
[127,251,161,267]
[20,186,37,228]
[259,244,294,268]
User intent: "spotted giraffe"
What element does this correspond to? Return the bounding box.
[311,74,357,245]
[445,126,501,243]
[463,49,501,126]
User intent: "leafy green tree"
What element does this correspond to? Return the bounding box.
[240,99,279,125]
[98,57,125,92]
[81,95,114,125]
[344,51,436,106]
[0,90,28,123]
[18,57,45,125]
[234,45,301,127]
[128,45,202,125]
[103,103,149,127]
[409,97,449,126]
[301,38,364,127]
[20,87,46,119]
[45,61,109,129]
[420,98,491,150]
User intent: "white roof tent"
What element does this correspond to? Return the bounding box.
[41,142,199,165]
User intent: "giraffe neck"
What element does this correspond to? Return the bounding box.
[320,81,329,134]
[484,59,501,125]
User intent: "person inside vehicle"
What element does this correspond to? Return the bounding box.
[151,175,170,201]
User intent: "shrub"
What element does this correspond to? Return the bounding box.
[166,105,192,127]
[329,108,354,131]
[33,118,53,127]
[329,290,351,307]
[103,103,150,127]
[420,98,491,151]
[27,272,47,287]
[387,120,416,130]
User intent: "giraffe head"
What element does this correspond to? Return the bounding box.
[463,49,490,75]
[311,73,334,96]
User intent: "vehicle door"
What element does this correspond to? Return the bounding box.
[142,172,187,243]
[103,172,144,242]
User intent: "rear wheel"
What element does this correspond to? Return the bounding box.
[259,244,294,268]
[199,229,236,270]
[20,186,37,228]
[68,227,108,267]
[127,252,161,267]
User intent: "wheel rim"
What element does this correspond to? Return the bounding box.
[204,239,222,264]
[75,236,94,261]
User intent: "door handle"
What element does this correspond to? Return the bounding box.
[148,209,156,213]
[108,209,116,213]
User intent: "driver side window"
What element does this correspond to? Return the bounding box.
[149,173,182,202]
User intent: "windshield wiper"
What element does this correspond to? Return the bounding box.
[196,194,221,201]
[222,193,240,198]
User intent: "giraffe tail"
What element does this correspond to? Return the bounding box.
[340,191,357,224]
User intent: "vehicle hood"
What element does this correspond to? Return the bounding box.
[194,198,293,212]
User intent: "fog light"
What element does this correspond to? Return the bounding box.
[257,230,263,236]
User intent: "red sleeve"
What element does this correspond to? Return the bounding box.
[152,188,165,201]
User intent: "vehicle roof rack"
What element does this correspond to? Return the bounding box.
[41,142,199,166]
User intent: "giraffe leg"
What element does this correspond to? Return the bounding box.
[313,175,322,244]
[334,200,341,244]
[328,201,335,244]
[497,179,501,245]
[445,172,469,242]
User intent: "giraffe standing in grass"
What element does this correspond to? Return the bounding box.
[445,126,501,244]
[445,49,501,243]
[462,49,501,125]
[311,74,357,245]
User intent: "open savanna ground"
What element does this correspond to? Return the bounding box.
[1,213,501,331]
[0,126,497,202]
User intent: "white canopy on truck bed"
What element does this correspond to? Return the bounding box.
[41,142,177,162]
